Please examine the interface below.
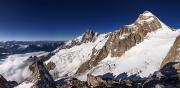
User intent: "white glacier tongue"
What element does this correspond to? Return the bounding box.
[77,29,179,81]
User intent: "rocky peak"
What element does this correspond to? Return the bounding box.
[81,29,98,43]
[64,29,99,49]
[28,57,56,88]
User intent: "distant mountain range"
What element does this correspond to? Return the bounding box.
[0,11,180,88]
[0,41,64,59]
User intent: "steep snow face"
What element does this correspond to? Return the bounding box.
[78,29,180,80]
[0,51,47,83]
[46,34,108,79]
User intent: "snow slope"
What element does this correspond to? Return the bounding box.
[15,82,33,88]
[78,29,180,80]
[45,34,108,79]
[0,51,47,83]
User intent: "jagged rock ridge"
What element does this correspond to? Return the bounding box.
[64,29,99,49]
[28,57,56,88]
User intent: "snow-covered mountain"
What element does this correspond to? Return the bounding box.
[1,11,180,88]
[45,11,180,81]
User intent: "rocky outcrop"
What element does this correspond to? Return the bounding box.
[143,62,180,88]
[87,74,108,87]
[45,61,56,71]
[27,52,56,71]
[59,74,139,88]
[77,11,163,74]
[81,29,99,43]
[161,35,180,70]
[56,78,88,88]
[64,29,99,49]
[28,58,56,88]
[0,74,18,88]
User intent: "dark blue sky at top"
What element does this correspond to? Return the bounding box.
[0,0,179,41]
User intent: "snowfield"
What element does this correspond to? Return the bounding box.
[77,29,180,80]
[45,34,108,79]
[0,51,47,83]
[15,82,33,88]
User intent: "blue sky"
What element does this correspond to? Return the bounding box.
[0,0,179,41]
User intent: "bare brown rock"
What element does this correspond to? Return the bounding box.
[87,74,107,87]
[46,61,56,71]
[28,57,56,88]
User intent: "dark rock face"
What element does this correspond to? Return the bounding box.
[0,74,18,88]
[29,59,56,88]
[77,11,163,74]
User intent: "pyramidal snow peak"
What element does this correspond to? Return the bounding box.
[4,11,179,88]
